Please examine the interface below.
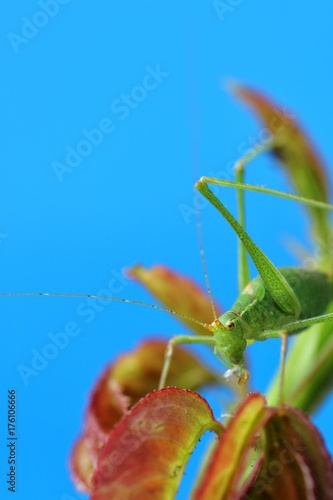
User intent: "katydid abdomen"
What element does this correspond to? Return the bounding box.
[232,267,333,338]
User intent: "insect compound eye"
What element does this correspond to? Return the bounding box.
[225,320,235,331]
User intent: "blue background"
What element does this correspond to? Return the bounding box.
[2,2,333,499]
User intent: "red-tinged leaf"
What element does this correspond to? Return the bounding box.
[86,339,220,440]
[70,436,95,493]
[192,393,333,500]
[232,84,328,201]
[70,340,222,492]
[70,379,130,492]
[111,339,221,397]
[192,392,272,500]
[232,84,330,244]
[247,406,333,499]
[126,264,222,335]
[286,407,333,496]
[91,388,223,500]
[84,378,130,459]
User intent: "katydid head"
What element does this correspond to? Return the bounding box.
[212,311,247,367]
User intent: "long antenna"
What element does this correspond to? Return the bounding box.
[187,34,217,322]
[194,203,218,321]
[0,292,211,330]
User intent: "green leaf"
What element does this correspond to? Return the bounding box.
[91,388,223,500]
[267,302,333,415]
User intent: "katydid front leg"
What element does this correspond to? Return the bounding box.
[158,334,216,389]
[158,332,250,389]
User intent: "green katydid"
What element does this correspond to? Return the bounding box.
[2,142,333,402]
[156,141,333,403]
[158,142,333,400]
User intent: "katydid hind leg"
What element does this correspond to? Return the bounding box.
[195,180,301,318]
[233,139,276,293]
[235,164,250,293]
[261,310,333,339]
[200,178,333,213]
